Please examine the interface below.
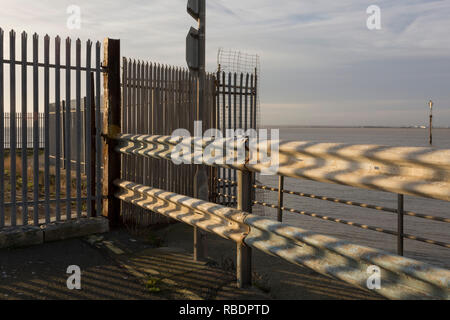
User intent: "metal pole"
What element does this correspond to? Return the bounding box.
[397,194,404,256]
[429,100,433,146]
[277,176,284,222]
[193,0,208,261]
[237,169,252,288]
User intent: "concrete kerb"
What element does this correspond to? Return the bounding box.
[0,217,109,249]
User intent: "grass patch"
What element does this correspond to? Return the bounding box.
[145,278,162,293]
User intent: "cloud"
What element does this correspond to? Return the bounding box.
[0,0,449,126]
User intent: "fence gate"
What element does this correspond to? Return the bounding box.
[0,28,104,230]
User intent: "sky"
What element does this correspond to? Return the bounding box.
[1,0,450,127]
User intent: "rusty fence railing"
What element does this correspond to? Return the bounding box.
[105,133,450,299]
[0,28,104,230]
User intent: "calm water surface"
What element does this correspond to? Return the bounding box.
[257,128,450,268]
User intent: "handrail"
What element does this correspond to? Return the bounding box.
[115,134,450,202]
[244,215,449,300]
[112,134,450,299]
[114,180,450,300]
[114,180,249,243]
[247,140,450,202]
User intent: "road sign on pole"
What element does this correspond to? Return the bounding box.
[186,27,199,71]
[186,0,204,76]
[187,0,200,20]
[187,0,209,262]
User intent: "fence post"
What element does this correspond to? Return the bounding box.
[397,194,404,256]
[90,73,97,217]
[102,38,121,227]
[193,166,208,261]
[237,169,252,288]
[277,176,284,222]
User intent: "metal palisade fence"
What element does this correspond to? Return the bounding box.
[3,112,45,149]
[0,28,259,230]
[120,58,217,226]
[0,28,103,228]
[215,71,258,208]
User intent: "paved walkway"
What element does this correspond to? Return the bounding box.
[154,223,383,300]
[0,223,383,300]
[0,228,268,300]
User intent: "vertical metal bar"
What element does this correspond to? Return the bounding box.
[95,41,101,216]
[121,57,127,219]
[61,100,65,170]
[213,75,218,202]
[44,35,50,223]
[429,101,433,146]
[126,59,132,220]
[142,62,147,204]
[75,39,82,219]
[227,72,232,205]
[144,63,149,191]
[136,60,141,193]
[11,67,16,231]
[163,65,168,191]
[55,36,61,221]
[138,61,143,220]
[237,169,252,288]
[89,72,96,217]
[277,176,284,222]
[21,32,28,226]
[233,73,237,132]
[253,73,257,130]
[239,73,243,129]
[178,68,184,196]
[150,63,156,193]
[244,74,249,132]
[214,71,220,204]
[32,33,39,225]
[185,71,190,195]
[190,71,196,197]
[149,63,154,193]
[250,74,254,130]
[249,74,256,209]
[160,64,164,189]
[85,40,92,217]
[138,61,143,186]
[83,98,86,176]
[175,67,180,194]
[233,73,237,206]
[65,37,72,220]
[0,28,4,228]
[398,194,404,256]
[132,60,136,186]
[167,66,172,192]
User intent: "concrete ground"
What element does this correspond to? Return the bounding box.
[153,223,384,300]
[0,223,383,300]
[0,227,268,300]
